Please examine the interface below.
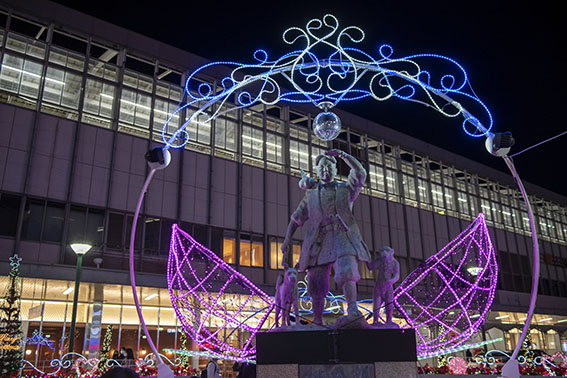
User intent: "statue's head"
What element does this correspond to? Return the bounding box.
[379,246,395,259]
[316,154,337,183]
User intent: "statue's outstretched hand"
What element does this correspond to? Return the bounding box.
[325,149,345,158]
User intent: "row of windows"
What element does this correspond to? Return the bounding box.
[1,22,566,248]
[0,193,379,280]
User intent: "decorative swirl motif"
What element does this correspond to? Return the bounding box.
[474,349,566,369]
[19,352,180,376]
[297,279,346,315]
[160,14,492,149]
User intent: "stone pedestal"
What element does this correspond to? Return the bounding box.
[256,329,417,378]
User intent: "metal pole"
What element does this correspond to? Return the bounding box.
[68,254,83,355]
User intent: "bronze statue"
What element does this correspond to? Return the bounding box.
[282,149,371,325]
[368,246,400,327]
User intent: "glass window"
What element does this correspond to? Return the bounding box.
[123,70,153,93]
[417,179,430,204]
[153,98,180,142]
[86,209,105,247]
[192,224,208,247]
[119,89,151,131]
[266,116,284,133]
[82,78,116,128]
[107,213,124,250]
[42,66,82,109]
[242,108,263,127]
[48,46,85,72]
[43,202,64,242]
[457,191,470,215]
[269,237,283,269]
[222,233,236,264]
[369,164,385,193]
[291,243,301,267]
[481,199,493,222]
[289,123,308,140]
[0,193,20,237]
[144,217,160,255]
[6,32,46,58]
[67,206,86,242]
[431,183,444,209]
[0,53,43,100]
[214,117,237,152]
[186,108,211,145]
[240,235,263,267]
[156,80,182,101]
[22,199,44,241]
[269,237,300,269]
[385,169,399,196]
[266,132,284,165]
[242,125,263,159]
[87,59,118,81]
[402,173,417,203]
[501,205,513,228]
[289,139,309,171]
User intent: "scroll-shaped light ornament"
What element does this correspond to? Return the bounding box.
[160,14,492,148]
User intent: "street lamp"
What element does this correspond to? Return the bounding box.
[68,242,92,356]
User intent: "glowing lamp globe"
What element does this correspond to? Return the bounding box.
[313,111,342,141]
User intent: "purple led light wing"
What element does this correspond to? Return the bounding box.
[167,224,275,361]
[394,213,498,355]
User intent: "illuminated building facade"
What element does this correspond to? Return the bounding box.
[1,0,567,370]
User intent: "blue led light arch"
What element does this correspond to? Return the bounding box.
[161,14,492,149]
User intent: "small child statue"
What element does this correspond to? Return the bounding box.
[367,246,400,327]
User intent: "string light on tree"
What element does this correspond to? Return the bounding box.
[0,254,23,378]
[97,324,113,374]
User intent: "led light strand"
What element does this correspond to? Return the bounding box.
[167,224,275,361]
[158,14,492,149]
[417,337,504,360]
[394,213,498,353]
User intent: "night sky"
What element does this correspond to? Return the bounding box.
[52,0,567,198]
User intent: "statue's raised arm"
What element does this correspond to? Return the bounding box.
[325,149,367,202]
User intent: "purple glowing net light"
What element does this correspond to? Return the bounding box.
[167,224,275,360]
[394,213,497,355]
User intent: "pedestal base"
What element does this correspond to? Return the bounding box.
[258,362,417,378]
[256,329,417,378]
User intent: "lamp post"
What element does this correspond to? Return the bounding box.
[68,243,92,356]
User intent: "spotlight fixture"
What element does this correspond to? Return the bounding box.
[145,146,171,170]
[485,132,515,157]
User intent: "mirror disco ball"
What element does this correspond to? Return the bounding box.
[313,111,342,141]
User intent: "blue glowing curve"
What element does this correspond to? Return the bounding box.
[161,14,492,149]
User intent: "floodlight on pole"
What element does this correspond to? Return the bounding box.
[70,243,92,256]
[67,242,92,357]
